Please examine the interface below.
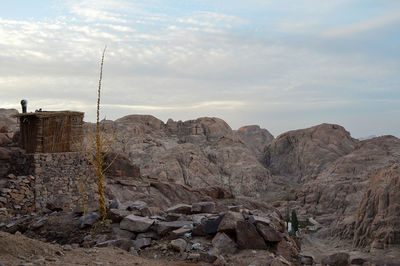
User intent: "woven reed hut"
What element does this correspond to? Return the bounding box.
[16,111,84,153]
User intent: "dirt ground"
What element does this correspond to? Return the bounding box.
[0,231,197,266]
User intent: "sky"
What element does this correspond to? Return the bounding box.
[0,0,399,138]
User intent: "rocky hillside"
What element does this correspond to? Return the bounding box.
[296,135,400,239]
[265,123,358,182]
[353,163,400,249]
[92,115,272,199]
[233,125,273,161]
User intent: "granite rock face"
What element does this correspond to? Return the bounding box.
[265,123,358,182]
[234,125,274,161]
[296,136,400,239]
[353,163,400,249]
[91,115,272,198]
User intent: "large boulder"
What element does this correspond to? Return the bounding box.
[235,220,266,250]
[120,215,154,233]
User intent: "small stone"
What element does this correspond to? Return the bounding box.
[30,217,48,230]
[227,206,240,212]
[200,248,218,263]
[170,238,187,253]
[62,245,72,251]
[187,253,200,261]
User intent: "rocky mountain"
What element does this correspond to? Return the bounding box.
[265,123,358,182]
[94,115,273,199]
[233,125,274,161]
[353,163,400,249]
[296,135,400,240]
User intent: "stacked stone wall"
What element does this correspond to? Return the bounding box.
[0,152,96,214]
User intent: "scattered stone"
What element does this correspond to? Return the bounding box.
[120,215,154,233]
[191,202,215,214]
[321,252,350,266]
[170,238,187,253]
[236,220,266,250]
[96,239,135,251]
[187,253,200,261]
[166,204,192,214]
[76,213,100,229]
[191,242,201,250]
[256,223,283,242]
[218,211,244,234]
[212,232,237,254]
[30,217,48,230]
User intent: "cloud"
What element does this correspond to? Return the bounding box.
[323,12,400,38]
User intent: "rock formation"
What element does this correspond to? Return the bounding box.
[234,125,274,161]
[92,115,272,198]
[353,163,400,249]
[296,136,400,239]
[265,123,358,182]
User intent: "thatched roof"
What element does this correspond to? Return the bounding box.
[15,111,84,118]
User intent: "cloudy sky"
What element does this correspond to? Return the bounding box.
[1,0,399,138]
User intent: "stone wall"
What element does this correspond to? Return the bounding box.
[30,152,96,212]
[0,152,97,214]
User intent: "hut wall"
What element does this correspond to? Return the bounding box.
[18,112,84,153]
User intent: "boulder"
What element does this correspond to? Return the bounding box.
[119,201,151,217]
[108,209,131,223]
[156,221,193,236]
[120,215,154,233]
[248,215,271,226]
[76,213,100,229]
[170,238,187,253]
[166,204,192,214]
[193,215,224,236]
[212,232,237,254]
[112,227,135,239]
[235,220,266,250]
[217,211,244,234]
[321,252,349,266]
[133,238,152,250]
[256,223,283,242]
[191,202,215,214]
